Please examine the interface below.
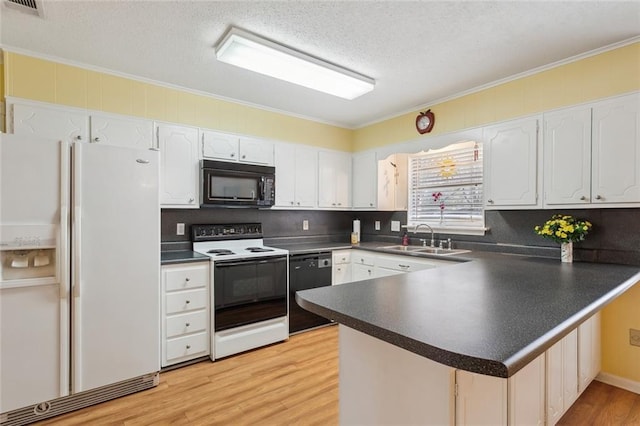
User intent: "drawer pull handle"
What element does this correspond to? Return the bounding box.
[186,345,191,350]
[185,323,190,327]
[185,277,190,282]
[399,264,410,269]
[185,300,190,304]
[580,196,587,201]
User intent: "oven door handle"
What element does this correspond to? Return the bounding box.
[214,257,287,268]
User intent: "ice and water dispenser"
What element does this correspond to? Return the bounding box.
[0,225,58,285]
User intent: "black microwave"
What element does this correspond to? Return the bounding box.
[200,160,275,208]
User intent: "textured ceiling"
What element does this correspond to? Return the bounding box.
[1,1,639,128]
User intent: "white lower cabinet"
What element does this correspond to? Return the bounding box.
[578,312,601,394]
[332,250,352,284]
[161,262,210,367]
[332,249,457,285]
[546,329,579,425]
[455,353,546,426]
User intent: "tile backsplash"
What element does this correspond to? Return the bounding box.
[162,208,640,265]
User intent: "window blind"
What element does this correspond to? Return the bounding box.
[408,141,484,229]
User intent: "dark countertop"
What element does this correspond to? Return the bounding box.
[296,255,640,378]
[161,250,210,265]
[269,241,352,255]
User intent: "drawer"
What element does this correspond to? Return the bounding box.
[332,250,351,264]
[375,255,436,272]
[164,264,209,291]
[166,288,207,314]
[166,310,208,338]
[352,253,376,266]
[165,332,209,363]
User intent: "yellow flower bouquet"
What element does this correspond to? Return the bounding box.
[534,214,592,243]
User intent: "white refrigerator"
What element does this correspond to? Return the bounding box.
[0,134,160,422]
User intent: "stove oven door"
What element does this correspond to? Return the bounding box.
[213,255,287,331]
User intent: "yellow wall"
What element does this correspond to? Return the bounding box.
[2,51,352,151]
[601,282,640,383]
[353,42,640,152]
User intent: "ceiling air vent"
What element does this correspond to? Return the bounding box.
[4,0,44,17]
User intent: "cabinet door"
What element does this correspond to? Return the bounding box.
[90,113,153,148]
[201,130,239,161]
[377,155,396,211]
[508,353,545,426]
[12,102,88,143]
[546,329,578,425]
[455,370,507,425]
[332,263,352,285]
[543,107,592,205]
[318,151,338,208]
[592,93,640,204]
[335,151,352,208]
[158,124,199,207]
[352,151,377,209]
[578,313,601,394]
[274,143,296,207]
[319,150,352,208]
[484,118,539,208]
[351,263,374,282]
[294,146,317,208]
[239,138,273,165]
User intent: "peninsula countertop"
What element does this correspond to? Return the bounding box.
[296,254,640,378]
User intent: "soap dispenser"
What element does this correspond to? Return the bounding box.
[402,232,409,246]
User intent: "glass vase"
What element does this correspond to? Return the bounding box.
[561,242,573,263]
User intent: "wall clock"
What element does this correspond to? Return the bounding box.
[416,109,435,134]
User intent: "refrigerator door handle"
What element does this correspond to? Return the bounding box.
[60,140,70,300]
[73,206,81,298]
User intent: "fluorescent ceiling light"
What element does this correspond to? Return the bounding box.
[215,27,375,100]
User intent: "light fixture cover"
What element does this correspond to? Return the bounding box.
[215,27,375,100]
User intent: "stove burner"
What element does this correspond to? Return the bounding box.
[245,247,274,253]
[207,249,235,256]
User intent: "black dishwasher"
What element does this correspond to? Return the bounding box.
[289,252,333,334]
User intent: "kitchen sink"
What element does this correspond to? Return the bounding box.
[380,245,470,256]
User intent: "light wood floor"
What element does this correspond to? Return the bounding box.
[35,325,639,425]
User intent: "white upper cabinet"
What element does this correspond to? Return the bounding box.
[543,106,592,205]
[89,113,153,148]
[591,93,640,204]
[10,100,153,149]
[201,129,273,165]
[157,123,199,208]
[11,101,88,143]
[274,143,317,208]
[377,153,408,211]
[352,151,377,209]
[544,93,640,207]
[239,137,274,165]
[483,117,540,209]
[318,150,352,209]
[202,130,238,161]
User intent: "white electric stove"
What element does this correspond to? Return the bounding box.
[192,223,289,359]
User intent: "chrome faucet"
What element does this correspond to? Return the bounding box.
[414,223,435,247]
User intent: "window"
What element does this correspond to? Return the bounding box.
[408,140,485,234]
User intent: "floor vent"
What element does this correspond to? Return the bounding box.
[4,0,44,18]
[0,373,159,426]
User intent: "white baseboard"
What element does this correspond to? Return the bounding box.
[596,372,640,394]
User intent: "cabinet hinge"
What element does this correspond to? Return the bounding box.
[454,382,459,397]
[155,127,160,149]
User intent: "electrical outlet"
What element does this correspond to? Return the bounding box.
[630,328,640,347]
[375,220,381,231]
[302,220,309,231]
[176,223,185,236]
[391,220,400,232]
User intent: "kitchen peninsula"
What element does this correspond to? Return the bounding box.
[296,253,640,425]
